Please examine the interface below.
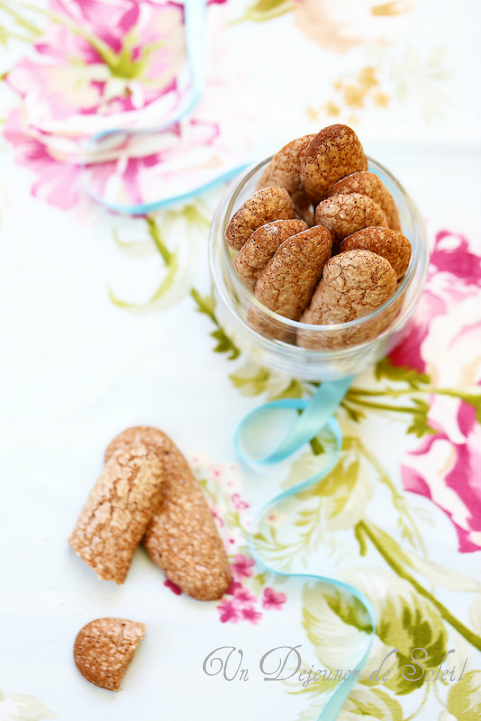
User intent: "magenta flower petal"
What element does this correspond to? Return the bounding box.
[262,587,287,610]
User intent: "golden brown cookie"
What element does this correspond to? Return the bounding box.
[314,193,388,243]
[329,171,401,231]
[68,443,164,584]
[299,125,368,201]
[225,186,296,250]
[105,427,231,601]
[256,135,316,224]
[341,226,412,279]
[234,219,308,291]
[298,249,397,349]
[74,618,146,691]
[254,225,333,321]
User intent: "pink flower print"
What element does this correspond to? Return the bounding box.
[225,579,243,596]
[217,598,241,624]
[164,578,182,595]
[4,1,255,215]
[239,606,263,625]
[231,493,249,510]
[209,504,225,528]
[389,230,481,374]
[233,587,257,606]
[430,231,481,287]
[231,554,255,580]
[401,418,481,553]
[262,587,287,610]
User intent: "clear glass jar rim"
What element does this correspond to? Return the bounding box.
[219,155,426,333]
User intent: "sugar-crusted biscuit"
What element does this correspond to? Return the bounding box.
[254,225,333,321]
[298,249,397,349]
[105,427,231,601]
[74,618,146,691]
[256,134,316,224]
[329,171,401,231]
[299,125,368,202]
[225,186,296,250]
[69,443,164,584]
[234,219,308,291]
[314,193,388,243]
[341,226,411,279]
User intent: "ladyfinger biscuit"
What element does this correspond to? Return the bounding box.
[329,171,401,231]
[254,225,333,321]
[299,125,368,201]
[225,186,296,250]
[69,443,164,584]
[105,427,231,601]
[298,249,397,349]
[234,219,308,291]
[341,226,412,279]
[256,134,316,223]
[74,618,146,691]
[314,193,388,243]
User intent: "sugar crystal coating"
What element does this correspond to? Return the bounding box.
[315,192,388,243]
[299,125,368,201]
[298,249,397,349]
[234,219,308,291]
[74,618,146,691]
[341,226,411,279]
[329,171,401,231]
[225,186,296,250]
[254,225,333,321]
[68,443,164,584]
[105,427,232,601]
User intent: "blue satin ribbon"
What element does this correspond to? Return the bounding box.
[82,0,250,215]
[235,378,377,720]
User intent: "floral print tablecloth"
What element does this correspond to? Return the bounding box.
[0,2,480,720]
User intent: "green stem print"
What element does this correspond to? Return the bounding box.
[0,1,42,37]
[356,520,481,652]
[110,208,211,313]
[190,288,241,360]
[230,0,295,26]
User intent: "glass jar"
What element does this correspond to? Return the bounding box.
[209,157,429,381]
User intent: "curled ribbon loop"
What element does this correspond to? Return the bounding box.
[235,378,377,721]
[82,0,250,215]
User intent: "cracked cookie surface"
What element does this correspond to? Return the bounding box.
[254,225,332,321]
[74,618,146,691]
[298,249,397,349]
[329,171,401,231]
[106,427,231,601]
[234,219,308,291]
[299,124,368,201]
[225,186,296,250]
[315,192,388,243]
[69,443,164,584]
[341,226,411,279]
[256,134,316,223]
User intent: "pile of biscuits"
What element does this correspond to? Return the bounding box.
[69,426,231,691]
[225,124,412,349]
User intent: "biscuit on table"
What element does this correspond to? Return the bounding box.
[74,618,146,691]
[69,442,164,584]
[105,427,232,601]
